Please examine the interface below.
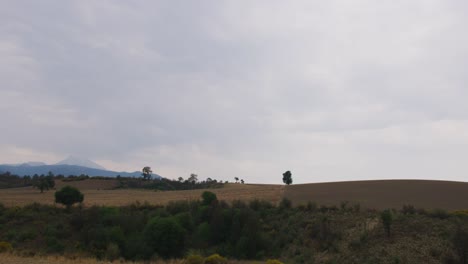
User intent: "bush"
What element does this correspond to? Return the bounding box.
[452,225,468,264]
[0,241,12,252]
[428,209,450,219]
[144,216,186,258]
[204,254,228,264]
[381,209,393,237]
[279,198,292,210]
[55,186,84,209]
[185,254,204,264]
[105,242,121,261]
[402,204,416,215]
[201,191,218,206]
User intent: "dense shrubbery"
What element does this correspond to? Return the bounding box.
[0,195,467,263]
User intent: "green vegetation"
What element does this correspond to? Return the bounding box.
[54,186,84,209]
[0,193,467,263]
[381,209,393,237]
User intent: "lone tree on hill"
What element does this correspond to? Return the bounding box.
[282,171,292,185]
[142,166,152,180]
[55,186,84,210]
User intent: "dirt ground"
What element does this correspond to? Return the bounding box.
[284,179,468,210]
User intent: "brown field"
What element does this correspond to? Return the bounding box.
[284,179,468,210]
[1,179,467,210]
[0,180,284,207]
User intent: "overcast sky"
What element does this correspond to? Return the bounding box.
[1,1,468,183]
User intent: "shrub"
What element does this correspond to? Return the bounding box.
[452,225,468,264]
[306,201,317,212]
[201,191,218,206]
[144,216,185,258]
[0,241,12,252]
[428,209,450,219]
[105,242,121,261]
[55,186,84,210]
[185,254,204,264]
[402,204,416,215]
[381,209,393,237]
[266,259,284,264]
[204,254,228,264]
[279,198,292,210]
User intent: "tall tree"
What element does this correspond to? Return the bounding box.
[282,171,292,185]
[188,173,198,184]
[142,166,152,180]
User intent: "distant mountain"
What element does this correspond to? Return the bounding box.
[56,156,106,170]
[5,161,47,167]
[0,164,162,179]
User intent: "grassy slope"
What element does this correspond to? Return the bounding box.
[0,181,283,207]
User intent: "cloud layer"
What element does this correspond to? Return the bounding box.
[1,1,468,183]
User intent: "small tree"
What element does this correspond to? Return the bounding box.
[381,209,393,237]
[142,166,152,180]
[241,179,244,184]
[201,191,218,206]
[55,186,84,210]
[178,177,184,182]
[234,177,239,183]
[34,174,55,193]
[282,171,292,185]
[188,173,198,184]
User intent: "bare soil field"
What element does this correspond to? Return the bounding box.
[0,182,284,207]
[284,179,468,210]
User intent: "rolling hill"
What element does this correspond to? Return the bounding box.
[284,179,468,210]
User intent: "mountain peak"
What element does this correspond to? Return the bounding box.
[56,155,106,170]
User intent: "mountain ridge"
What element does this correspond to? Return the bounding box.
[0,163,162,179]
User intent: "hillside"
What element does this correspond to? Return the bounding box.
[284,180,468,210]
[0,164,161,178]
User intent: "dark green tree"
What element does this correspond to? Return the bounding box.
[55,186,84,210]
[142,166,152,180]
[201,191,218,206]
[144,217,185,258]
[34,174,55,193]
[282,171,292,185]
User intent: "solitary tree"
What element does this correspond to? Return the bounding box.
[142,166,152,180]
[282,171,292,185]
[55,186,84,210]
[234,177,239,183]
[241,179,245,184]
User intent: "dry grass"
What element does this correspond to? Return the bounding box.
[284,179,468,210]
[0,182,284,207]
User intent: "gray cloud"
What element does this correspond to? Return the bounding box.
[2,1,468,183]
